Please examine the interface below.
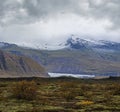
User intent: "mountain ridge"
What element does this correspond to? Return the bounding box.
[66,36,120,51]
[1,36,120,76]
[1,36,120,51]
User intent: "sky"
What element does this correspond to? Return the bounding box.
[0,0,120,48]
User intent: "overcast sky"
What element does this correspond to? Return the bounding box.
[0,0,120,48]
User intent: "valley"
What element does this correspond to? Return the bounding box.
[1,37,120,77]
[0,0,119,111]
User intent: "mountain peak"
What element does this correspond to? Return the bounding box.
[66,35,120,51]
[66,35,101,49]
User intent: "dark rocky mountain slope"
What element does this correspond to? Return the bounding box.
[0,50,48,78]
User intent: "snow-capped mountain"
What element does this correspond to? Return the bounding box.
[66,35,120,51]
[1,37,120,76]
[1,35,120,52]
[0,42,17,48]
[66,35,105,47]
[0,42,10,48]
[94,40,120,51]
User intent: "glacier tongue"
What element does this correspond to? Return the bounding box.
[49,72,95,78]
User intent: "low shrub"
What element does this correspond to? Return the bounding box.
[60,82,78,91]
[113,85,120,95]
[80,84,91,91]
[61,91,75,101]
[12,80,37,100]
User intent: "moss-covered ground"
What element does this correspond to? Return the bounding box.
[0,77,120,112]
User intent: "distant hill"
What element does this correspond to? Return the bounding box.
[1,36,120,76]
[0,50,48,78]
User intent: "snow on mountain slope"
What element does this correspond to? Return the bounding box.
[0,42,9,48]
[66,35,120,51]
[0,42,17,48]
[68,35,105,46]
[0,35,120,51]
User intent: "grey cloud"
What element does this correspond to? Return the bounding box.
[0,0,79,25]
[21,0,82,22]
[88,0,120,29]
[0,0,120,29]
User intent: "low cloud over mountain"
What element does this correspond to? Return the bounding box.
[0,0,120,48]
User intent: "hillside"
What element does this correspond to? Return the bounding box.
[1,37,120,76]
[0,50,48,78]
